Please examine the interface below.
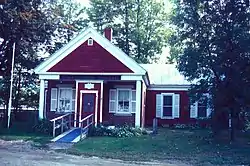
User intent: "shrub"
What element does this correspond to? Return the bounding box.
[32,119,52,135]
[88,124,148,138]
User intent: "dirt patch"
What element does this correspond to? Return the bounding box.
[0,139,191,166]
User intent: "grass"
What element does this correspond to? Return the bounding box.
[64,129,250,165]
[0,121,52,148]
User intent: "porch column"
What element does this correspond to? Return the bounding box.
[135,80,142,127]
[38,79,45,120]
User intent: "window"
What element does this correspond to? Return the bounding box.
[50,87,75,113]
[156,93,180,119]
[58,88,72,112]
[162,94,173,118]
[88,38,93,46]
[197,97,208,118]
[190,94,211,119]
[109,89,136,114]
[117,90,130,113]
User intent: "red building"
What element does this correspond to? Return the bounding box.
[34,27,212,128]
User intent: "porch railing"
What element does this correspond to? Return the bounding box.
[50,113,73,137]
[79,113,94,140]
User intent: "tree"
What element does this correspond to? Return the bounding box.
[170,0,250,140]
[0,0,88,117]
[88,0,170,63]
[47,0,87,53]
[0,0,58,115]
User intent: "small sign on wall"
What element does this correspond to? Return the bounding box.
[85,83,94,89]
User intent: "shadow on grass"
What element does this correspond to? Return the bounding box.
[65,128,250,165]
[0,122,52,148]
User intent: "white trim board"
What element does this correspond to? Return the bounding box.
[34,27,146,75]
[148,85,190,91]
[79,90,98,126]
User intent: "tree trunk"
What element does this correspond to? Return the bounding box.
[14,69,21,117]
[230,109,235,141]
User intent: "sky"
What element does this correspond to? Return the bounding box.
[76,0,171,63]
[77,0,90,6]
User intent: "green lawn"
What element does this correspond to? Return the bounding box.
[65,129,250,165]
[0,122,52,148]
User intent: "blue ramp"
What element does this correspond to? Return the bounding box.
[51,128,88,143]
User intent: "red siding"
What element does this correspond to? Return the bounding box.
[145,90,198,126]
[102,81,136,126]
[48,39,133,73]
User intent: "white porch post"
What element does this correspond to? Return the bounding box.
[135,80,142,127]
[39,79,45,120]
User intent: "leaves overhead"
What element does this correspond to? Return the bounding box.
[170,0,250,114]
[88,0,170,63]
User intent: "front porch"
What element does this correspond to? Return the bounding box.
[38,79,145,127]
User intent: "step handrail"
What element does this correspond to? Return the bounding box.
[79,113,94,140]
[50,113,73,137]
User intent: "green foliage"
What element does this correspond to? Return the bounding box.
[32,119,52,135]
[47,0,87,53]
[88,0,170,63]
[88,125,147,138]
[0,0,87,111]
[170,0,250,139]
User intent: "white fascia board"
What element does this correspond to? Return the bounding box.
[121,75,143,81]
[148,84,190,91]
[34,28,92,73]
[36,72,143,76]
[90,29,146,75]
[142,74,150,87]
[36,33,92,73]
[39,74,60,80]
[35,27,146,75]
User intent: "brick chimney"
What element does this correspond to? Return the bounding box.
[104,28,113,41]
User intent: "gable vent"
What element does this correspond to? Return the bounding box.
[88,38,93,46]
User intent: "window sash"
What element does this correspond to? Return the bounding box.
[109,89,136,114]
[117,89,130,113]
[57,88,75,113]
[161,94,174,118]
[197,106,207,118]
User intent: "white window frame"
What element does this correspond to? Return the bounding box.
[190,93,211,119]
[109,88,136,114]
[116,88,131,114]
[87,38,93,46]
[56,87,76,113]
[161,93,175,119]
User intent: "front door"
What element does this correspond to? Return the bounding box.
[80,92,97,122]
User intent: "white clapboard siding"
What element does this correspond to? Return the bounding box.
[109,89,116,113]
[156,94,162,118]
[173,94,180,118]
[51,88,58,111]
[190,102,198,118]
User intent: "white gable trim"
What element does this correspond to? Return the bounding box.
[35,27,146,75]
